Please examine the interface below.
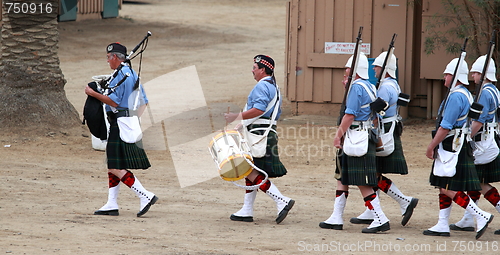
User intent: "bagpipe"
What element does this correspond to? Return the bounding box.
[83,32,152,140]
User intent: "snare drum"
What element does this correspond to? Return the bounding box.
[208,130,253,181]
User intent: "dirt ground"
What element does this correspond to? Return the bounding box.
[2,0,500,254]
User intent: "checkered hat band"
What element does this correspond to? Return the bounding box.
[258,59,273,70]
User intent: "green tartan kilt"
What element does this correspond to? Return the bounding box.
[475,155,500,183]
[429,139,480,191]
[376,125,408,175]
[249,124,287,178]
[335,140,378,186]
[106,118,151,170]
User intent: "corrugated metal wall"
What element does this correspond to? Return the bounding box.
[78,0,104,15]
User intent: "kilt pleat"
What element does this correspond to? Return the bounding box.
[337,141,378,186]
[249,124,287,178]
[475,155,500,183]
[376,131,408,175]
[107,119,151,170]
[429,140,480,191]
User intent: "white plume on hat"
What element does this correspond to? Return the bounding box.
[345,52,369,80]
[443,58,469,85]
[373,51,397,79]
[471,55,497,82]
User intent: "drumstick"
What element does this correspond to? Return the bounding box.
[225,106,230,128]
[223,106,238,176]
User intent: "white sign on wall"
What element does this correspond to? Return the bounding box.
[325,42,371,55]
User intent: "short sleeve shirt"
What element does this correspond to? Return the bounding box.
[345,78,376,121]
[440,86,471,129]
[475,83,500,124]
[377,77,400,118]
[246,76,281,120]
[105,65,149,112]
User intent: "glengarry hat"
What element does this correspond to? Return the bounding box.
[254,55,275,71]
[106,42,127,56]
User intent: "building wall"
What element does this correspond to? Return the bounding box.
[285,0,464,119]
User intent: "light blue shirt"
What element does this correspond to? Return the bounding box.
[440,85,471,129]
[246,76,281,120]
[105,65,149,112]
[475,83,499,124]
[345,79,376,121]
[377,77,399,118]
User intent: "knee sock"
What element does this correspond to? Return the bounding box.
[453,191,470,209]
[109,172,120,188]
[254,174,271,192]
[377,176,392,193]
[121,170,136,188]
[336,190,349,198]
[245,178,253,193]
[364,193,377,209]
[484,187,500,206]
[440,193,452,209]
[467,190,481,202]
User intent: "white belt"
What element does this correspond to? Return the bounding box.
[445,127,468,138]
[252,119,277,125]
[352,120,372,127]
[486,122,498,128]
[381,115,399,124]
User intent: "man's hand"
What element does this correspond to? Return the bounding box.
[85,85,96,97]
[224,112,240,123]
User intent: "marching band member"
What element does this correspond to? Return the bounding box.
[423,58,493,239]
[320,53,391,233]
[350,52,418,226]
[449,55,500,235]
[224,55,295,224]
[85,43,158,217]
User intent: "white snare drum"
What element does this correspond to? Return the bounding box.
[209,130,253,181]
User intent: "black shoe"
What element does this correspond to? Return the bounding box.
[319,222,343,230]
[494,229,500,235]
[94,209,119,216]
[476,215,494,240]
[137,196,158,217]
[423,229,450,236]
[276,199,295,224]
[362,222,390,233]
[401,198,419,226]
[350,217,374,224]
[449,224,474,232]
[230,214,254,222]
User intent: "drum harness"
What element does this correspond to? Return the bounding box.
[223,79,280,190]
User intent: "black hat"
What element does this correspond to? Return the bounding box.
[254,55,274,71]
[106,42,127,55]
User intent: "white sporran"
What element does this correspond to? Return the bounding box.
[343,128,369,157]
[473,135,499,165]
[117,116,143,143]
[376,122,396,157]
[242,127,268,158]
[433,143,459,177]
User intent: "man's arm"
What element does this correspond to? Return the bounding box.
[224,108,265,123]
[85,85,118,108]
